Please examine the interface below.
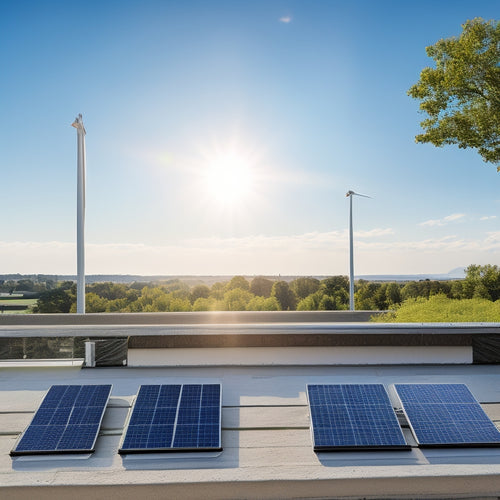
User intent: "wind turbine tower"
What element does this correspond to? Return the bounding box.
[346,190,370,311]
[72,114,86,314]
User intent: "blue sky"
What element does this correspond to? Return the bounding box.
[0,0,498,276]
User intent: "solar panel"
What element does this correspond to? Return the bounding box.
[394,384,500,447]
[11,384,112,456]
[307,384,409,451]
[119,383,222,454]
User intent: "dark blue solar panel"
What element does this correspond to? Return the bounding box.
[395,384,500,447]
[11,385,112,456]
[119,383,221,453]
[157,385,181,407]
[307,384,409,451]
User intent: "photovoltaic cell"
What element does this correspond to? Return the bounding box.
[395,384,500,447]
[119,383,222,454]
[11,384,112,456]
[307,384,409,451]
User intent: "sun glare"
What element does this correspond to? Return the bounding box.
[202,151,256,206]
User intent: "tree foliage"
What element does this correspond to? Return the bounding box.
[34,287,74,313]
[26,267,500,316]
[408,18,500,168]
[271,281,297,311]
[246,295,280,311]
[223,288,253,311]
[190,284,210,303]
[250,276,274,297]
[462,264,500,300]
[225,276,250,292]
[374,294,500,323]
[290,277,320,300]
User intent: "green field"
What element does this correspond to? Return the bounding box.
[0,298,37,314]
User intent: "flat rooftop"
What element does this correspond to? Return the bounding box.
[2,313,500,499]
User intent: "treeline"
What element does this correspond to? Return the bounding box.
[374,265,500,323]
[30,265,500,314]
[0,278,55,294]
[374,295,500,323]
[34,276,338,313]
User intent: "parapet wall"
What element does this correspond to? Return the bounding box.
[0,312,499,365]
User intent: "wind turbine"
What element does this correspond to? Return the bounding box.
[346,190,371,311]
[72,114,86,314]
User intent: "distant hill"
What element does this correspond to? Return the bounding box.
[357,268,466,282]
[0,269,467,285]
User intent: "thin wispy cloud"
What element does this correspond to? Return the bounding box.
[480,215,497,221]
[279,16,292,23]
[419,213,466,227]
[485,231,500,244]
[355,228,394,238]
[3,229,499,275]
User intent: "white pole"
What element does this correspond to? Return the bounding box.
[348,193,354,311]
[346,190,370,311]
[72,114,86,314]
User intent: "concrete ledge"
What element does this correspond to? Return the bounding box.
[0,315,499,364]
[3,473,500,500]
[0,359,83,368]
[0,311,380,326]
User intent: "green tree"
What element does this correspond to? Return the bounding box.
[210,282,226,300]
[297,291,324,311]
[401,282,421,301]
[190,284,210,303]
[170,289,191,301]
[290,277,320,300]
[192,297,217,311]
[320,277,350,309]
[373,294,500,323]
[85,293,108,313]
[105,298,129,312]
[372,283,389,310]
[34,288,74,313]
[225,276,250,292]
[463,264,500,300]
[162,279,190,294]
[408,18,500,168]
[246,295,280,311]
[86,282,135,301]
[319,295,337,310]
[14,279,34,292]
[127,286,166,312]
[168,297,192,312]
[271,281,297,311]
[321,276,349,296]
[450,280,464,299]
[385,282,402,306]
[354,281,380,310]
[224,288,253,311]
[250,277,274,297]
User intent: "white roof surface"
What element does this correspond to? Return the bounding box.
[2,362,500,499]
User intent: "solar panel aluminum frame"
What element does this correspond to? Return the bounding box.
[10,384,112,456]
[307,384,410,452]
[393,383,500,449]
[118,383,222,454]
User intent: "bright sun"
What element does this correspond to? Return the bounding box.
[202,151,256,206]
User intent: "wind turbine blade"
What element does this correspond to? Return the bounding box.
[348,190,372,198]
